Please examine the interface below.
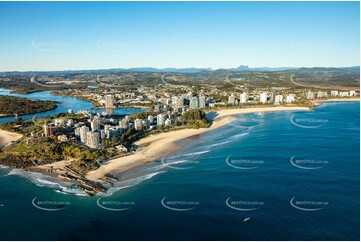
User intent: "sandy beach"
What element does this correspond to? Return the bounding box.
[0,129,23,148]
[86,106,310,182]
[30,160,71,177]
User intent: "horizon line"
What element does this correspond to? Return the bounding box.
[1,65,360,73]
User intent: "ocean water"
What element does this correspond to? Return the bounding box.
[0,101,359,240]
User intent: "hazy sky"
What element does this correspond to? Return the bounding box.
[0,1,359,71]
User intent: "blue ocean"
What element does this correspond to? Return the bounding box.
[0,101,359,240]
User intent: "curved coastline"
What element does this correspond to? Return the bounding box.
[86,106,310,182]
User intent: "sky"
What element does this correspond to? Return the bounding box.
[0,1,359,71]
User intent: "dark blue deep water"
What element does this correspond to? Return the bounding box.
[0,101,359,240]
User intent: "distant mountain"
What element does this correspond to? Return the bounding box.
[295,66,360,74]
[0,67,213,75]
[227,65,299,72]
[0,66,358,74]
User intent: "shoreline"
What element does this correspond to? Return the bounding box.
[0,129,23,148]
[86,106,310,182]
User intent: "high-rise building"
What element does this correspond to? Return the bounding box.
[43,122,50,137]
[120,119,129,129]
[147,115,154,124]
[165,118,172,127]
[154,104,165,112]
[317,91,328,98]
[305,91,314,99]
[177,97,185,107]
[240,92,248,104]
[274,95,283,104]
[286,94,296,103]
[80,126,89,143]
[199,96,206,108]
[228,94,236,105]
[190,97,199,109]
[86,131,99,149]
[91,120,100,132]
[172,96,179,108]
[157,114,165,126]
[105,95,114,109]
[331,90,339,97]
[269,92,275,103]
[339,91,349,97]
[260,92,268,103]
[142,119,151,130]
[134,119,143,131]
[99,130,105,139]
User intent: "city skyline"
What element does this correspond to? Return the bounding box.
[0,1,359,72]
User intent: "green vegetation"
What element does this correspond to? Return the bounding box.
[179,109,210,128]
[0,95,57,116]
[0,141,106,173]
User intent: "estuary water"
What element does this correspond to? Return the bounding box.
[0,88,146,124]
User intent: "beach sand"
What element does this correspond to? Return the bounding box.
[30,160,71,178]
[0,130,23,148]
[86,106,310,182]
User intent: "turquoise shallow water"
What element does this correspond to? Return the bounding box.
[0,99,359,240]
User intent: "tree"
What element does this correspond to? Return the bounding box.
[111,136,117,146]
